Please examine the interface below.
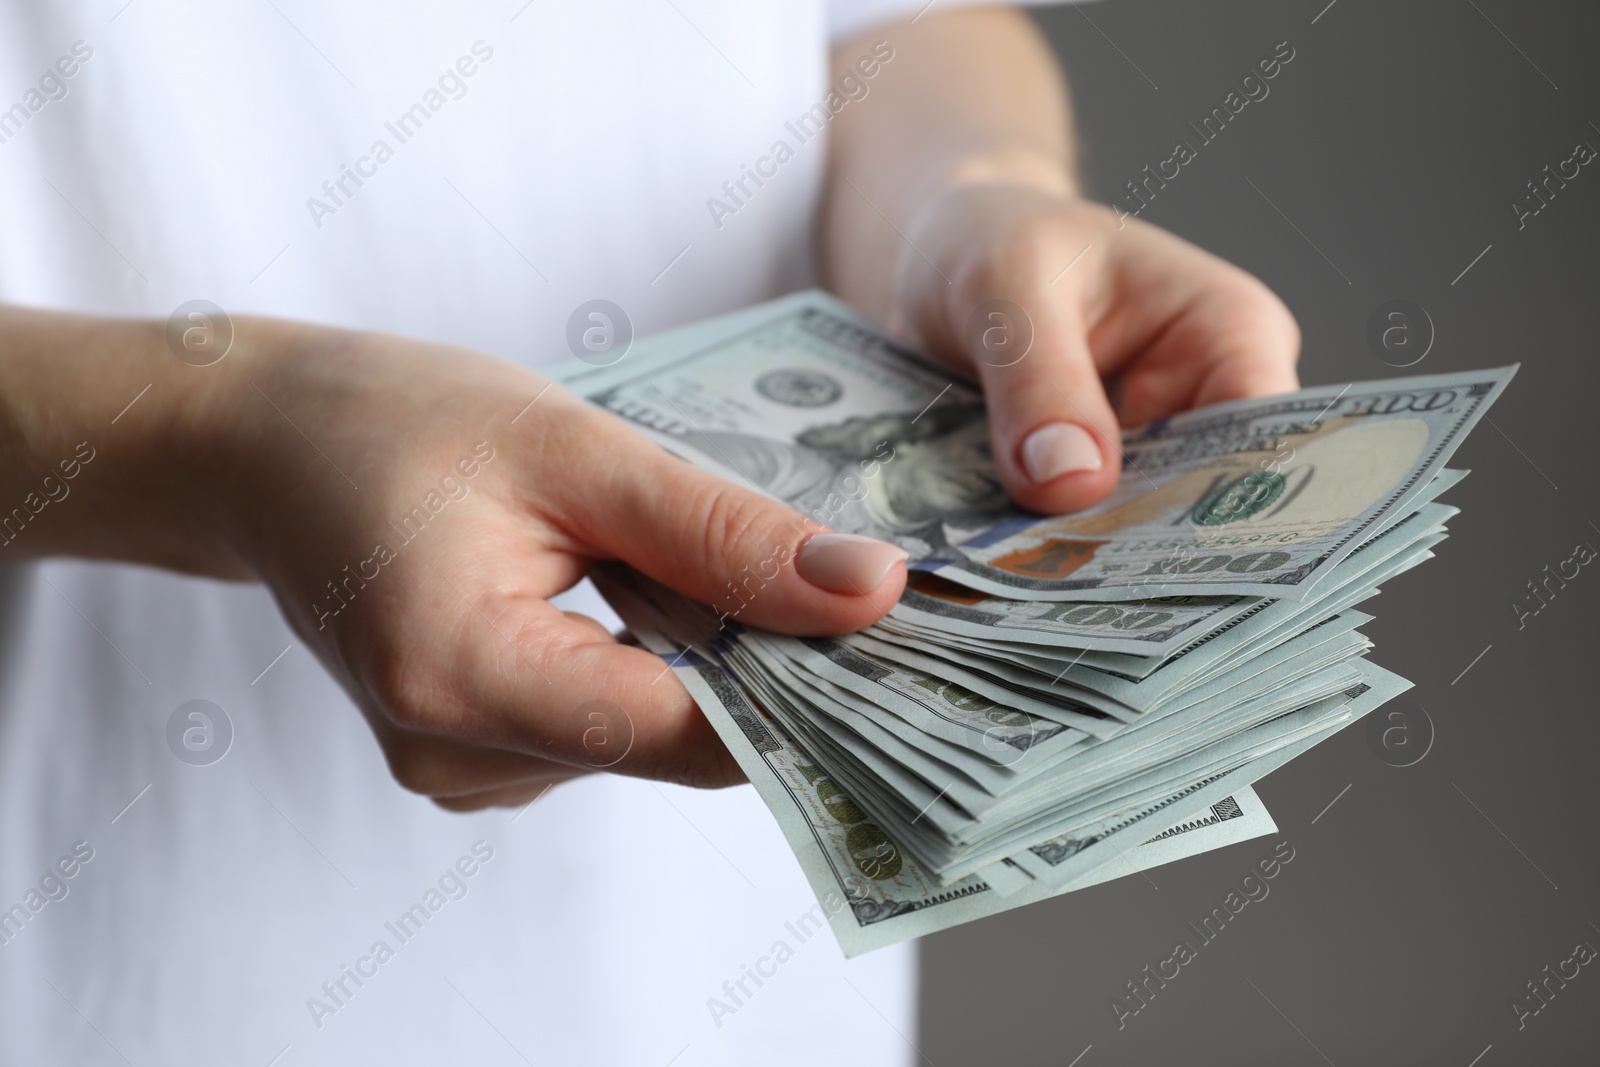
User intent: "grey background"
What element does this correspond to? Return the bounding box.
[920,2,1600,1064]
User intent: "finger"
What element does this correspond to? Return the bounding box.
[368,717,582,798]
[957,266,1124,515]
[1111,282,1300,426]
[1088,229,1301,427]
[387,588,748,788]
[541,393,907,636]
[431,775,585,813]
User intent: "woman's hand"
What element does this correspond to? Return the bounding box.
[2,309,910,809]
[891,184,1302,516]
[824,6,1301,518]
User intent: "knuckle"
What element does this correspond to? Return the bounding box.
[958,227,1054,302]
[383,740,447,796]
[371,656,444,733]
[1226,275,1301,355]
[695,484,779,572]
[1192,279,1300,375]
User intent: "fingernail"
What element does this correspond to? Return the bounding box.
[796,533,909,595]
[1021,422,1103,484]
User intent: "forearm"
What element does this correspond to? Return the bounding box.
[0,304,288,578]
[822,6,1079,320]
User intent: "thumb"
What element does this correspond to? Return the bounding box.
[962,292,1123,515]
[553,403,908,635]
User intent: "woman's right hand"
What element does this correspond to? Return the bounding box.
[1,307,909,808]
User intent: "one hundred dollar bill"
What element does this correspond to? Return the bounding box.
[557,289,1513,612]
[612,602,1282,956]
[927,372,1509,601]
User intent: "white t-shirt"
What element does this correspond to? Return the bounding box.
[0,2,1004,1062]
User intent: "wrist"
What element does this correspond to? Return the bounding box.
[154,313,354,583]
[930,143,1078,202]
[0,304,322,580]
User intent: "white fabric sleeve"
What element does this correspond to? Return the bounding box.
[828,0,1063,44]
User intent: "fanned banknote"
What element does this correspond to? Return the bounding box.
[602,584,1293,957]
[559,289,1512,612]
[562,290,1496,952]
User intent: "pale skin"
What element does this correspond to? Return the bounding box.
[0,8,1297,811]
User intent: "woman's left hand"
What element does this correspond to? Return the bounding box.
[887,182,1302,516]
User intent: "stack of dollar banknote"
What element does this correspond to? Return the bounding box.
[555,291,1515,955]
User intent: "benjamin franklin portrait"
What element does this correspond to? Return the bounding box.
[700,403,1017,560]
